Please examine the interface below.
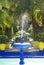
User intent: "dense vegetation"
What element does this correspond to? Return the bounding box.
[0,0,44,43]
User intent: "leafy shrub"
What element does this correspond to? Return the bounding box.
[0,35,9,43]
[34,33,44,42]
[37,33,44,42]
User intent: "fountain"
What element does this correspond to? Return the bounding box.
[11,12,32,65]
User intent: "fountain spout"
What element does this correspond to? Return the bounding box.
[20,38,24,43]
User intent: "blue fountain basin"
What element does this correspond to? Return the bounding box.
[12,43,31,49]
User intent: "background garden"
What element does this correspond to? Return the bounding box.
[0,0,44,50]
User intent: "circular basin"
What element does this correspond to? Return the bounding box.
[12,43,31,49]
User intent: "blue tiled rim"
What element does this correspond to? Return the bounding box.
[0,50,44,58]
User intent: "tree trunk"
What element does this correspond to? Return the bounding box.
[32,14,40,38]
[42,11,44,32]
[5,27,12,39]
[11,26,14,36]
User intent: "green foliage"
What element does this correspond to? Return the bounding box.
[0,0,44,40]
[37,33,44,42]
[34,33,44,42]
[0,35,9,43]
[0,27,3,35]
[34,7,42,26]
[0,0,10,8]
